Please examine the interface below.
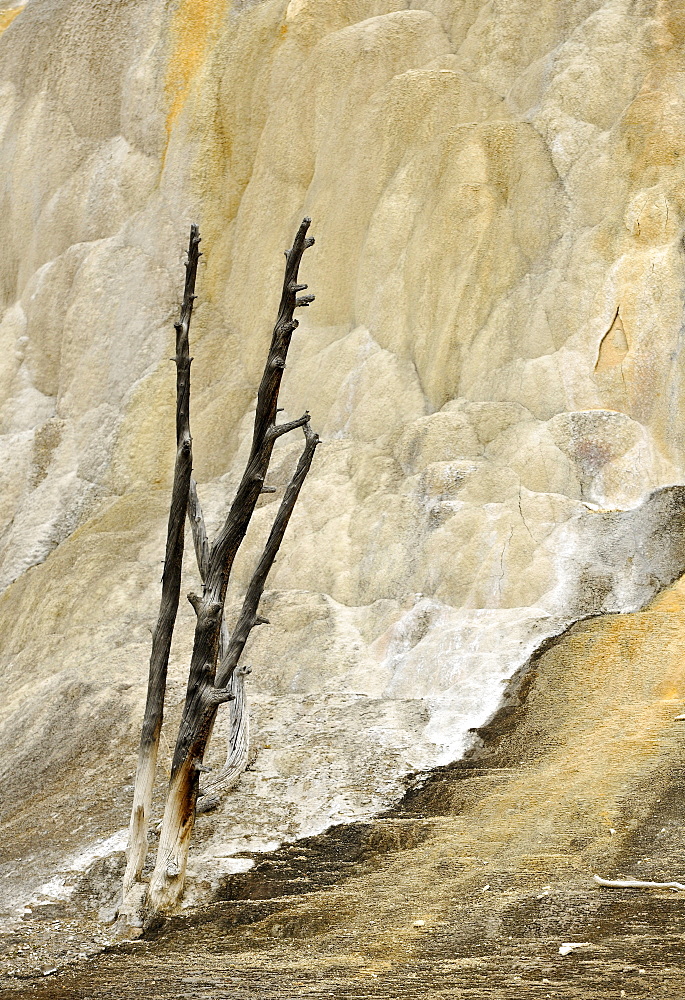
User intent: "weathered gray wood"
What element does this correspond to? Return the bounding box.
[147,219,317,917]
[187,474,236,806]
[205,664,251,794]
[194,425,321,805]
[188,477,210,584]
[187,476,231,659]
[122,225,201,908]
[169,217,315,774]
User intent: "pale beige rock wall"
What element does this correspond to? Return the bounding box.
[2,0,685,910]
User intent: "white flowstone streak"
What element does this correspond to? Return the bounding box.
[31,829,129,905]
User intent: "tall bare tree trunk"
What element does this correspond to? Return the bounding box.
[146,219,317,918]
[121,226,201,920]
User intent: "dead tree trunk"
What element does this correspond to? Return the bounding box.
[121,225,201,916]
[146,218,318,918]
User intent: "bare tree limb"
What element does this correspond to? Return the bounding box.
[201,664,251,796]
[266,412,310,441]
[216,422,319,689]
[186,476,236,802]
[204,217,315,609]
[122,224,201,904]
[186,482,231,658]
[168,218,315,763]
[197,426,319,804]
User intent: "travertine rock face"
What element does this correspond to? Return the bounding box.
[2,0,685,909]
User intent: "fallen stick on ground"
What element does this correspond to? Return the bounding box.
[559,942,590,956]
[594,874,685,891]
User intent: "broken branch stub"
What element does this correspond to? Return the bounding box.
[122,224,201,904]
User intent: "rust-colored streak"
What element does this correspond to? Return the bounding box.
[0,5,24,35]
[164,0,223,139]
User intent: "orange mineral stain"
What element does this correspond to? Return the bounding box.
[164,0,223,138]
[0,6,24,35]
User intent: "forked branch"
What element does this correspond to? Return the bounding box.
[204,217,316,605]
[187,476,243,804]
[146,219,318,918]
[187,424,320,802]
[164,218,316,779]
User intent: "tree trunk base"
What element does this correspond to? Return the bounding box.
[113,881,147,939]
[146,763,195,916]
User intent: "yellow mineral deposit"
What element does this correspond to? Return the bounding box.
[0,9,20,34]
[164,0,224,140]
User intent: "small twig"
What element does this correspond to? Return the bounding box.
[594,874,685,891]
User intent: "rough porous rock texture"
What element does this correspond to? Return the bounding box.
[3,0,685,992]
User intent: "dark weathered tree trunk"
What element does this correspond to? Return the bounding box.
[146,218,317,916]
[121,226,201,920]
